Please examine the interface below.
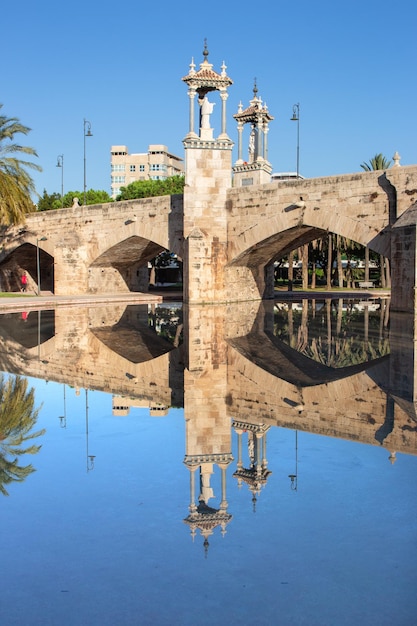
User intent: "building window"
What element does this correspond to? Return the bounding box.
[130,165,136,172]
[111,164,125,172]
[139,165,145,172]
[112,176,125,184]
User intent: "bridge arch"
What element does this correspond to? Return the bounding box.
[0,241,54,294]
[228,197,391,270]
[88,235,167,293]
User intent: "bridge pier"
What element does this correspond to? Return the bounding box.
[390,202,417,316]
[183,140,233,304]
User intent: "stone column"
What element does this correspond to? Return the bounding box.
[256,116,263,160]
[219,89,228,137]
[263,122,269,161]
[236,122,243,163]
[187,88,197,136]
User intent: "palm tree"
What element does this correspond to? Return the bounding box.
[360,153,391,172]
[0,374,45,496]
[0,104,41,225]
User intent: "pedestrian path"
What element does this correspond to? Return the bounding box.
[0,291,163,313]
[0,287,389,313]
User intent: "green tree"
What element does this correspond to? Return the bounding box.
[0,104,41,225]
[0,374,45,496]
[360,153,392,172]
[60,189,113,207]
[37,188,62,211]
[116,175,185,201]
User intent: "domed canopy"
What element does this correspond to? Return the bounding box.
[182,40,233,99]
[233,80,274,125]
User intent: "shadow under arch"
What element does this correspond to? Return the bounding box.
[227,328,389,387]
[89,235,165,292]
[228,225,326,270]
[0,242,54,293]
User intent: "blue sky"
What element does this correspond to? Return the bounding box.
[3,0,416,198]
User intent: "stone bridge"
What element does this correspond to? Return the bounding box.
[1,47,417,310]
[1,163,417,312]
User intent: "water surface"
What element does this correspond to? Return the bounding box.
[1,299,416,625]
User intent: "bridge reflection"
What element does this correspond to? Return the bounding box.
[0,297,416,545]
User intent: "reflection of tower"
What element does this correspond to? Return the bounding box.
[233,420,272,511]
[183,305,233,553]
[183,454,233,555]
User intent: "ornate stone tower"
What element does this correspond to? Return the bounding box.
[233,80,274,187]
[182,43,233,304]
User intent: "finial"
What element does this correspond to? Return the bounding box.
[238,101,243,113]
[388,451,397,464]
[253,77,258,97]
[392,151,401,167]
[189,57,196,74]
[221,60,227,77]
[203,38,209,61]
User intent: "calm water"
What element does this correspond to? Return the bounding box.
[1,299,416,626]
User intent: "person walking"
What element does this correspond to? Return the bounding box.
[21,272,28,292]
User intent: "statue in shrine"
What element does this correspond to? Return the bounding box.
[200,96,215,129]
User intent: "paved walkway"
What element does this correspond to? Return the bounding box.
[0,287,390,313]
[0,291,166,313]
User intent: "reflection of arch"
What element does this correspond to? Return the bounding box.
[90,305,180,363]
[0,310,55,349]
[228,328,389,387]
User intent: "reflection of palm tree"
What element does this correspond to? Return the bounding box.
[0,375,44,496]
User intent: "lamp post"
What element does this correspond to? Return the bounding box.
[83,119,93,206]
[36,236,47,296]
[290,103,300,178]
[85,388,96,471]
[56,155,64,208]
[58,384,67,428]
[288,430,298,491]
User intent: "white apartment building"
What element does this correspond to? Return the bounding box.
[110,144,184,199]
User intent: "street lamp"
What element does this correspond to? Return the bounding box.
[58,384,67,428]
[83,119,93,206]
[85,388,96,472]
[290,103,300,178]
[36,236,47,296]
[56,155,64,208]
[288,429,298,491]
